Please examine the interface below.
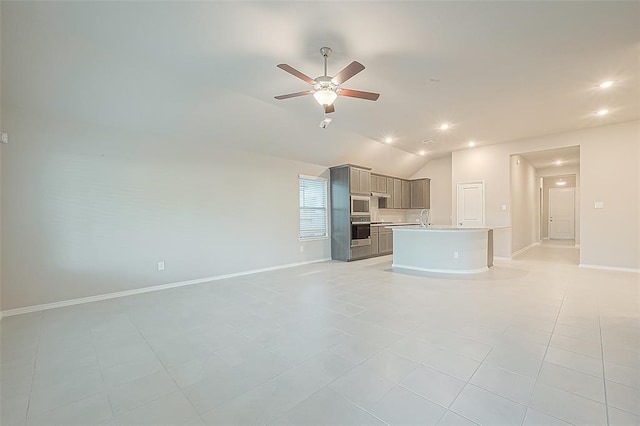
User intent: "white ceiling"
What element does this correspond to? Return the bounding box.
[2,1,638,176]
[518,146,580,169]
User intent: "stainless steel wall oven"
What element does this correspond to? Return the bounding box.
[350,216,371,247]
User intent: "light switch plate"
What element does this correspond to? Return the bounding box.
[0,132,8,144]
[501,205,507,211]
[594,201,604,209]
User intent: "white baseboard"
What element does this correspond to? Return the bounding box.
[511,242,540,258]
[0,258,331,319]
[579,263,640,273]
[493,256,511,261]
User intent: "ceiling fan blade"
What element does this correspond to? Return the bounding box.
[277,64,315,85]
[339,88,380,101]
[324,104,335,114]
[332,61,365,84]
[274,90,314,100]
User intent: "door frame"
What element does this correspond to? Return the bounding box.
[548,186,575,240]
[456,181,485,227]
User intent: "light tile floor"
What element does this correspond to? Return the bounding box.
[2,242,639,425]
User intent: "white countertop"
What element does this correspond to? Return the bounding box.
[391,225,492,231]
[371,222,416,227]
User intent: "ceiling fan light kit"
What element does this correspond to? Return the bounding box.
[313,89,338,106]
[275,47,380,115]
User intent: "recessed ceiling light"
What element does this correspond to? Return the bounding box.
[599,80,614,89]
[419,150,427,156]
[439,123,450,131]
[468,141,476,147]
[554,160,563,166]
[596,109,609,116]
[384,137,393,144]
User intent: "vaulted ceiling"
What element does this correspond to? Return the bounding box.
[2,1,638,176]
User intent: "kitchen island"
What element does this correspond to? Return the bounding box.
[391,226,493,273]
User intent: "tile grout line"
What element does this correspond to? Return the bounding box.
[23,311,44,425]
[88,327,116,423]
[597,302,610,426]
[440,344,496,425]
[125,310,211,425]
[523,282,569,425]
[274,328,480,425]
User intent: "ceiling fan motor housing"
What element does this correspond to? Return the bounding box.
[314,76,338,91]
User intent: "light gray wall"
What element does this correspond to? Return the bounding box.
[411,155,452,225]
[451,120,639,267]
[0,3,3,309]
[510,155,538,254]
[1,111,331,310]
[581,130,639,269]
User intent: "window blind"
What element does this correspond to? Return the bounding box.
[299,176,328,239]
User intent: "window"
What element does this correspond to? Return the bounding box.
[299,175,328,240]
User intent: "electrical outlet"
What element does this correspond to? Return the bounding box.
[594,201,604,209]
[0,132,8,144]
[453,251,459,259]
[300,245,304,253]
[158,261,165,271]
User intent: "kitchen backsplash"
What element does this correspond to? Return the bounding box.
[371,200,426,224]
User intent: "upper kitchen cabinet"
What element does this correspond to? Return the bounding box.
[349,167,371,195]
[393,179,402,209]
[386,177,394,207]
[371,174,387,193]
[410,178,431,209]
[401,180,411,209]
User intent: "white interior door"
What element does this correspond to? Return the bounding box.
[457,182,485,227]
[549,187,575,239]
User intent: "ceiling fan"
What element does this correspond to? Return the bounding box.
[275,47,380,114]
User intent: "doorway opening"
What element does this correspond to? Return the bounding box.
[510,146,580,263]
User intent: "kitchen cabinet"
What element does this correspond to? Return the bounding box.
[386,177,394,207]
[393,179,402,209]
[371,172,429,210]
[371,174,378,192]
[351,245,371,260]
[401,180,411,209]
[370,227,379,255]
[371,174,387,193]
[410,178,431,209]
[378,227,393,254]
[360,170,371,194]
[379,175,387,193]
[349,167,371,195]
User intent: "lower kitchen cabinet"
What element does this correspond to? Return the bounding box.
[351,245,371,260]
[371,228,379,255]
[378,228,393,254]
[369,226,393,256]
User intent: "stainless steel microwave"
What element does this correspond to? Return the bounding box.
[350,196,370,216]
